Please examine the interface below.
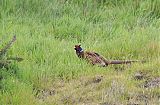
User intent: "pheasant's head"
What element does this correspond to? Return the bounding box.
[74,45,84,58]
[74,45,83,52]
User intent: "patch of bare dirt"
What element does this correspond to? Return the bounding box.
[34,88,55,101]
[133,71,152,81]
[134,72,144,80]
[81,75,104,86]
[144,77,160,88]
[127,91,160,105]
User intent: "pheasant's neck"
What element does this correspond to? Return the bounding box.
[76,51,85,58]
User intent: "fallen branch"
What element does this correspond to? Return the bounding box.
[0,35,23,69]
[0,35,16,58]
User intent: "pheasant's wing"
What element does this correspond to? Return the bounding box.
[93,52,110,65]
[85,52,97,64]
[85,52,101,59]
[85,52,107,66]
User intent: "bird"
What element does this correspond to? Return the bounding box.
[74,45,143,67]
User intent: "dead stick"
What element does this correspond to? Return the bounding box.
[0,35,16,57]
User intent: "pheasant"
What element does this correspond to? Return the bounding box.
[74,45,143,67]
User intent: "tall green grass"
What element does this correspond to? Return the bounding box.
[0,0,160,104]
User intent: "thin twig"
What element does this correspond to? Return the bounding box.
[0,35,16,58]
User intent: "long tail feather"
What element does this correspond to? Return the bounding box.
[108,60,144,64]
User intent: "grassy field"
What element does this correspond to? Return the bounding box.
[0,0,160,105]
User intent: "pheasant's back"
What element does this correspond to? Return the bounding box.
[84,51,107,67]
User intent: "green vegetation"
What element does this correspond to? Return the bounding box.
[0,0,160,105]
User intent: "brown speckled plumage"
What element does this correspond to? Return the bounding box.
[74,45,142,67]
